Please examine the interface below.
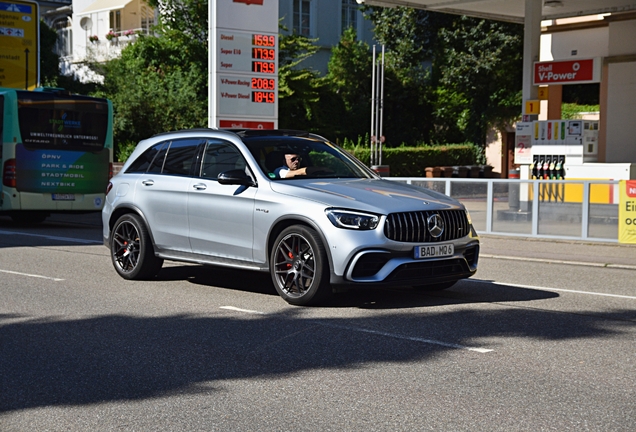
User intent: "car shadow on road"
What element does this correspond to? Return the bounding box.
[157,264,279,297]
[2,301,634,413]
[161,264,559,309]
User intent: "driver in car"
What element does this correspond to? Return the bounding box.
[275,153,307,178]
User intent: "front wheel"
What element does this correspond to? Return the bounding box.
[270,225,331,306]
[110,213,163,280]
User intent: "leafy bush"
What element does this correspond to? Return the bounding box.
[561,103,600,120]
[116,141,137,163]
[347,143,480,177]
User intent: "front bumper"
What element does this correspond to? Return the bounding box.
[330,240,479,288]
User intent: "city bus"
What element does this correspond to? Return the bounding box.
[0,87,113,223]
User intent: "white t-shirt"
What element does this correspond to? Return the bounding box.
[275,166,290,178]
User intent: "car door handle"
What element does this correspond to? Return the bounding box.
[192,183,207,190]
[141,180,154,186]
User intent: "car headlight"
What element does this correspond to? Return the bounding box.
[465,209,473,225]
[325,209,380,230]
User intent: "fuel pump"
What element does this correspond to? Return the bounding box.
[543,157,551,180]
[537,157,544,180]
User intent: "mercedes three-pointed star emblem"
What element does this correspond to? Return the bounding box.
[427,214,445,238]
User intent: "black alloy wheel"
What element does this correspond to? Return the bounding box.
[271,225,331,306]
[110,213,163,280]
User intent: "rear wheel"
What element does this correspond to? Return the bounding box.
[270,225,331,306]
[413,281,457,292]
[110,213,163,280]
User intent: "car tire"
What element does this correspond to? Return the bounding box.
[110,213,163,280]
[413,281,457,291]
[270,225,331,306]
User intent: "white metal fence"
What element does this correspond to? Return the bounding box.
[389,177,620,243]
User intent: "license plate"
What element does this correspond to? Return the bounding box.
[52,194,75,201]
[414,243,454,259]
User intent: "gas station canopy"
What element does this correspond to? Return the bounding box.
[357,0,636,23]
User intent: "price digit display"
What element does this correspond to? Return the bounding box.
[252,91,275,103]
[251,78,276,90]
[252,61,276,74]
[252,34,276,47]
[252,47,276,61]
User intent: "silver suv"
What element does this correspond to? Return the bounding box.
[103,129,479,305]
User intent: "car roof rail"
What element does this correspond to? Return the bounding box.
[229,129,310,138]
[150,127,218,138]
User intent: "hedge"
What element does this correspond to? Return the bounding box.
[346,144,478,177]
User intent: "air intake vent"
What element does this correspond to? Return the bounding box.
[384,210,469,243]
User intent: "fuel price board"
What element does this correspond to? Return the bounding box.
[215,29,278,119]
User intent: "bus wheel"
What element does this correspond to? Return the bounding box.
[110,214,163,280]
[11,212,48,224]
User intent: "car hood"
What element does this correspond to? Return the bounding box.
[269,178,462,213]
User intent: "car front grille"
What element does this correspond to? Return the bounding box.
[384,209,469,243]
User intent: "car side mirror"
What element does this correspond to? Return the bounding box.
[217,169,256,187]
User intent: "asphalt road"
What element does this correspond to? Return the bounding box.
[0,212,634,431]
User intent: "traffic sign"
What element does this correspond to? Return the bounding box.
[0,0,39,89]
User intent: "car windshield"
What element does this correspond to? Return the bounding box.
[241,135,378,180]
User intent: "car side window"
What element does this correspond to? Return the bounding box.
[126,141,167,173]
[200,139,247,180]
[147,141,169,173]
[161,139,202,176]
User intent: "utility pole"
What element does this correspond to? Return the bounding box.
[370,45,385,172]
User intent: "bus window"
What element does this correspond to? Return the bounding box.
[17,91,109,152]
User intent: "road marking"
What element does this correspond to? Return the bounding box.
[319,322,493,353]
[0,269,64,281]
[219,306,493,353]
[220,306,267,315]
[473,279,636,300]
[0,229,102,245]
[481,253,636,271]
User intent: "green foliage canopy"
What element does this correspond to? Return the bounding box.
[96,0,208,146]
[365,7,523,147]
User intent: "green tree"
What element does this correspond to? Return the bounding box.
[39,20,60,87]
[98,32,207,145]
[321,28,371,142]
[277,26,325,133]
[365,7,523,147]
[97,0,208,146]
[146,0,208,44]
[437,16,523,146]
[325,28,371,111]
